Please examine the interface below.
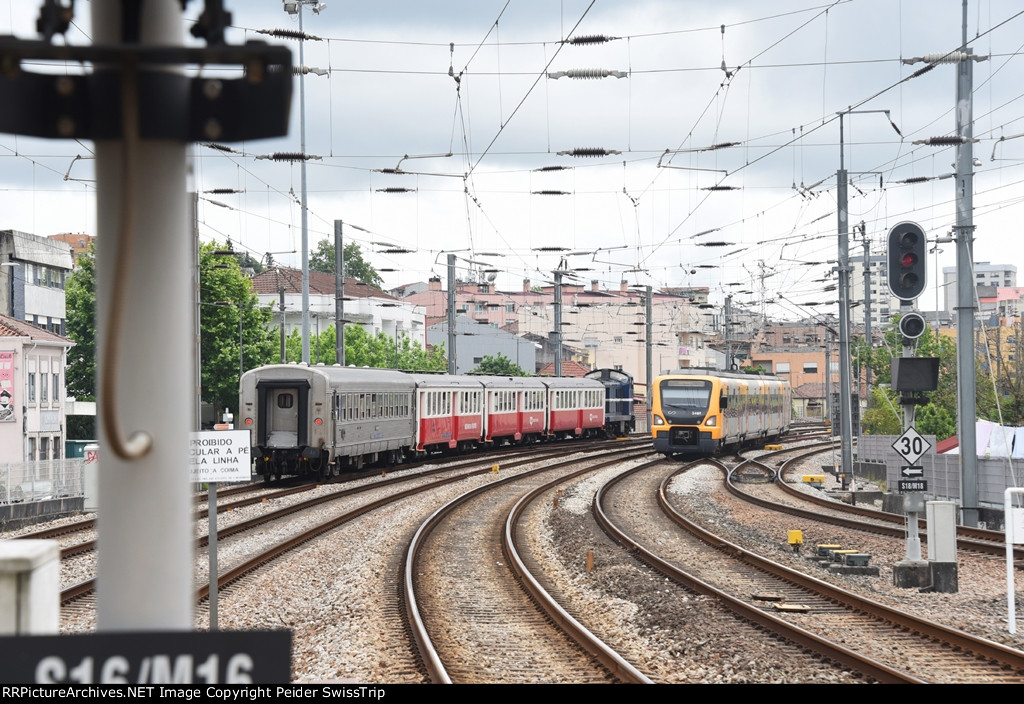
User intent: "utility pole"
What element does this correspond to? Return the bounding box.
[553,260,565,377]
[902,1,986,527]
[90,0,194,631]
[724,295,733,371]
[646,286,653,431]
[279,286,286,363]
[334,220,344,366]
[861,223,872,399]
[836,111,855,481]
[447,254,456,375]
[953,19,980,528]
[824,330,832,427]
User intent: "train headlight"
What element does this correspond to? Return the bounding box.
[653,414,665,426]
[705,416,717,427]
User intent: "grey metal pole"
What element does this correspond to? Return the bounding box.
[824,330,832,426]
[554,266,563,377]
[335,220,344,366]
[646,286,653,432]
[279,285,286,363]
[955,30,979,527]
[862,225,872,399]
[724,295,733,370]
[299,6,311,365]
[447,254,456,375]
[93,0,193,631]
[837,113,855,479]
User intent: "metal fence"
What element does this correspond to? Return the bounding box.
[0,459,85,504]
[858,434,1024,511]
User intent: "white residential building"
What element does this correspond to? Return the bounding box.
[0,314,74,465]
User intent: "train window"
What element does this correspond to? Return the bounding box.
[277,393,293,409]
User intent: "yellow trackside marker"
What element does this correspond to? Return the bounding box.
[491,464,499,473]
[558,489,563,497]
[382,471,386,477]
[553,496,559,509]
[262,498,267,504]
[586,550,594,573]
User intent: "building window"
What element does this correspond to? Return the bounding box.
[28,373,36,402]
[28,437,35,461]
[52,439,60,460]
[776,362,790,373]
[40,436,49,460]
[53,373,59,401]
[505,303,515,313]
[803,362,818,373]
[41,373,48,402]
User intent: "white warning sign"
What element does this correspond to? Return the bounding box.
[188,430,252,483]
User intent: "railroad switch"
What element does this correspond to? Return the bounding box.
[816,544,842,558]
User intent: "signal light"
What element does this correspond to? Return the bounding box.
[899,312,927,340]
[887,221,927,301]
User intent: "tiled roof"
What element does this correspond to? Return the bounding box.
[537,360,592,377]
[250,267,397,300]
[48,233,94,260]
[0,314,73,344]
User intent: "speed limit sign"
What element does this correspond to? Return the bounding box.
[892,426,931,465]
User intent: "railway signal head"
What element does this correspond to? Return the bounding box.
[887,221,927,301]
[899,311,927,341]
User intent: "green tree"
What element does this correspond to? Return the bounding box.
[861,386,902,435]
[199,243,279,416]
[308,239,383,289]
[64,244,97,438]
[472,353,527,376]
[285,323,446,371]
[65,244,96,400]
[63,242,278,430]
[916,402,956,440]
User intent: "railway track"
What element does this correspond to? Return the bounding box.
[736,445,1024,561]
[647,458,1024,683]
[58,442,630,608]
[404,446,654,684]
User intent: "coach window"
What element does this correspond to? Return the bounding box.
[278,393,293,409]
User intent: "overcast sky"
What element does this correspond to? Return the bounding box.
[2,1,1023,320]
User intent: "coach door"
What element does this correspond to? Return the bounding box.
[256,379,310,448]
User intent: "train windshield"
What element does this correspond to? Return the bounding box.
[659,379,712,410]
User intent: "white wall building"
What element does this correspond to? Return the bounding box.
[943,261,1017,317]
[0,230,75,336]
[850,253,900,329]
[0,315,74,465]
[250,267,425,347]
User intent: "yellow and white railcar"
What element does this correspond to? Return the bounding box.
[651,370,791,456]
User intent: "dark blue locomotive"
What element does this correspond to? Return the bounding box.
[584,368,635,437]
